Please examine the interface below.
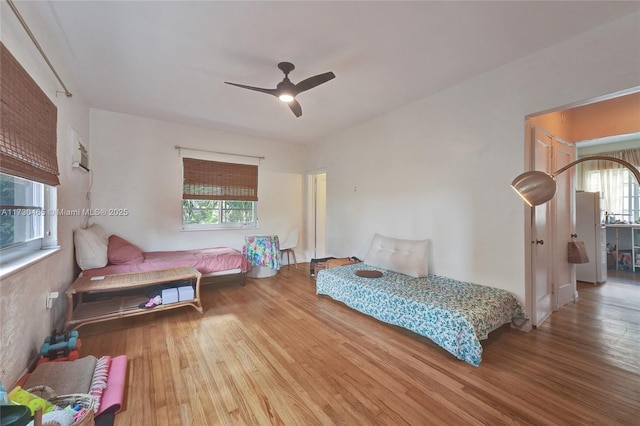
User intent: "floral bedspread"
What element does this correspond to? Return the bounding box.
[316,263,527,366]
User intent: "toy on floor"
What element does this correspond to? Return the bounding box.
[7,386,55,416]
[39,330,81,363]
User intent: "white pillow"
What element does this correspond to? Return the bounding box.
[364,233,429,278]
[74,224,108,270]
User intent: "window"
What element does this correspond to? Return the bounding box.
[0,173,44,248]
[183,200,255,228]
[0,43,60,272]
[0,172,57,271]
[586,168,640,222]
[182,157,258,229]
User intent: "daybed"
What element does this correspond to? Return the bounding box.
[316,234,527,366]
[75,224,251,285]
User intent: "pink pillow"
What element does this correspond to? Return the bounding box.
[107,235,144,265]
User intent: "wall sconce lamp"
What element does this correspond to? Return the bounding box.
[511,155,640,206]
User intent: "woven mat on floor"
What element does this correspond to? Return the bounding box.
[24,355,97,395]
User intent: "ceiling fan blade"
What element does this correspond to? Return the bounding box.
[224,82,278,97]
[289,100,302,117]
[293,71,335,95]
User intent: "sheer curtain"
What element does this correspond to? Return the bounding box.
[577,148,640,216]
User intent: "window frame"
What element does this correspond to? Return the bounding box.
[182,199,258,230]
[0,173,59,277]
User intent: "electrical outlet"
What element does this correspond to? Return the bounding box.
[46,291,59,310]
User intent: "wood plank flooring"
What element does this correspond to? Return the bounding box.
[78,265,640,425]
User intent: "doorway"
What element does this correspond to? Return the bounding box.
[524,88,640,327]
[306,171,327,260]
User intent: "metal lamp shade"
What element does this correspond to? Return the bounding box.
[512,155,639,207]
[511,170,557,206]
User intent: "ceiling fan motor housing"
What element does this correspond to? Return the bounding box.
[278,62,295,75]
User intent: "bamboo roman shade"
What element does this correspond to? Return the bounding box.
[0,42,60,186]
[182,158,258,201]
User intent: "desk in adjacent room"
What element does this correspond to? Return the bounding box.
[242,234,281,277]
[606,224,640,271]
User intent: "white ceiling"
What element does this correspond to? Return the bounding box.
[23,1,640,144]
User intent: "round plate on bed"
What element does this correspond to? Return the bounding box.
[355,269,383,278]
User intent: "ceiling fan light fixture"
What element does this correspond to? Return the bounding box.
[225,62,335,117]
[279,93,294,103]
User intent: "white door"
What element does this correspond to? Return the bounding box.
[532,127,553,326]
[553,139,576,308]
[306,172,327,260]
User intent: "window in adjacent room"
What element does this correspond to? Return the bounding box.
[580,147,640,223]
[585,168,639,222]
[181,157,258,229]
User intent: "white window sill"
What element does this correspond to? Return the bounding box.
[0,246,61,280]
[181,225,259,232]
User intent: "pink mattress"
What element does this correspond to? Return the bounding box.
[82,247,251,277]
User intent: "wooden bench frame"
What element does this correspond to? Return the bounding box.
[65,266,203,331]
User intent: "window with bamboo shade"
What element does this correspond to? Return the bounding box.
[182,158,258,229]
[0,42,59,264]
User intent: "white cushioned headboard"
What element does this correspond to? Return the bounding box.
[74,224,108,270]
[364,233,429,278]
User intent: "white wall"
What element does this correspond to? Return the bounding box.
[307,12,640,308]
[89,110,306,255]
[0,2,91,386]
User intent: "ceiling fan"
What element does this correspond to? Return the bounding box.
[225,62,335,118]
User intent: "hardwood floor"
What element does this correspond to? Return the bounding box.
[78,265,640,425]
[605,267,640,285]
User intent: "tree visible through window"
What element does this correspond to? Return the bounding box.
[182,200,255,227]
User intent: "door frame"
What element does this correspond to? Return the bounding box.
[305,169,327,261]
[523,87,639,325]
[523,120,535,329]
